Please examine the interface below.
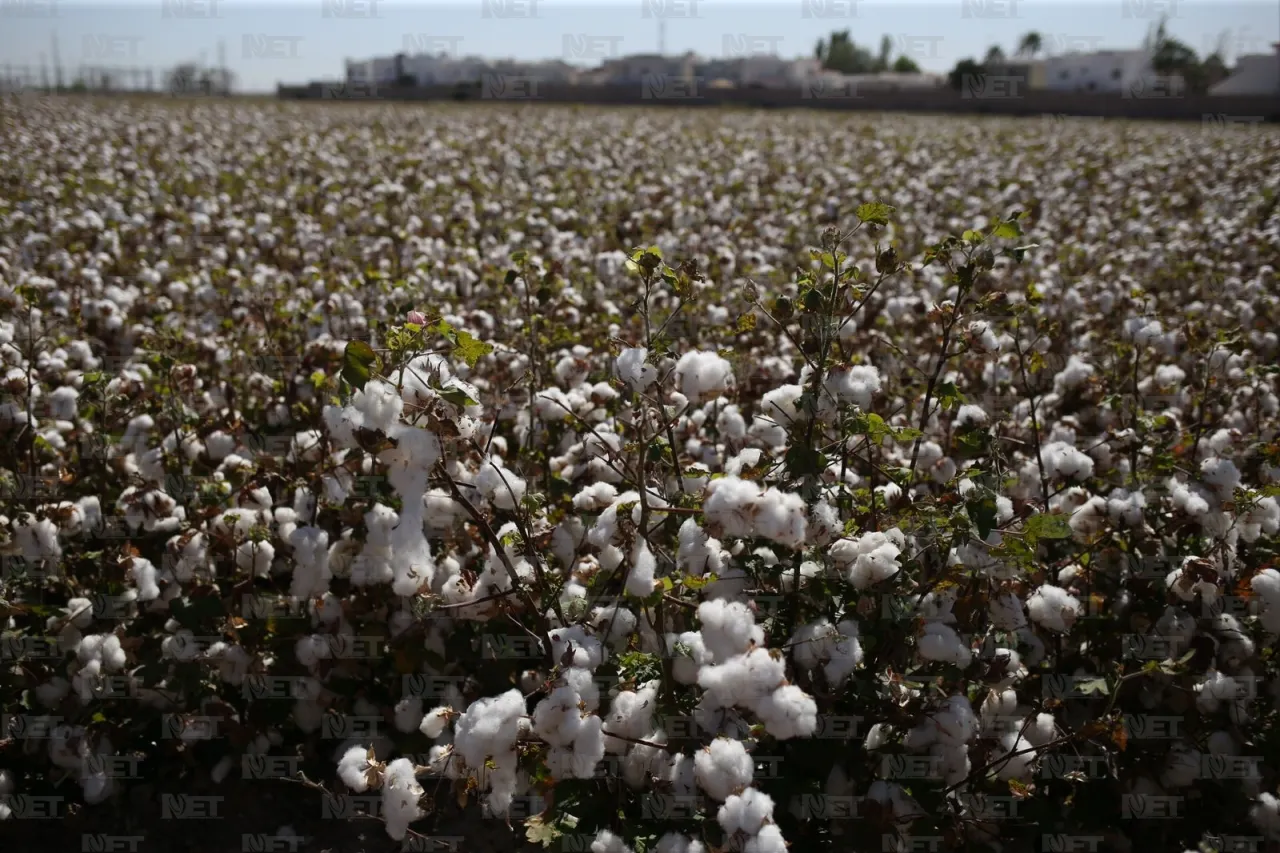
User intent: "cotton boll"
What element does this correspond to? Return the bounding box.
[831,530,902,589]
[616,347,658,392]
[656,833,707,853]
[718,787,775,836]
[338,745,377,792]
[917,622,972,667]
[674,351,733,403]
[475,459,527,511]
[592,829,634,853]
[1160,742,1202,788]
[627,538,658,598]
[671,631,714,684]
[697,599,759,662]
[694,737,755,801]
[993,732,1035,781]
[1027,585,1082,633]
[382,758,424,840]
[752,684,817,739]
[420,706,453,739]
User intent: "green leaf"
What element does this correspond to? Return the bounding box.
[855,202,895,226]
[342,340,380,388]
[736,313,757,332]
[936,380,963,411]
[510,250,528,265]
[962,229,984,244]
[991,220,1021,240]
[452,330,494,368]
[440,387,479,409]
[1023,513,1072,543]
[967,495,999,540]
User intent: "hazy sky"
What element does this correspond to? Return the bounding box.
[1,0,1276,92]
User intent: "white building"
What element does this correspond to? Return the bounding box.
[1210,44,1280,96]
[594,52,698,85]
[1043,49,1175,96]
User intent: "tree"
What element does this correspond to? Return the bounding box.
[1017,31,1042,58]
[814,30,877,74]
[948,57,985,90]
[984,45,1006,66]
[892,55,922,73]
[876,34,892,73]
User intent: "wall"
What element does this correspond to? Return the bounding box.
[277,80,1280,123]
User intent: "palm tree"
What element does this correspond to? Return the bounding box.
[984,45,1006,66]
[1017,31,1042,58]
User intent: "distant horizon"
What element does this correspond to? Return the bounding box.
[1,1,1275,93]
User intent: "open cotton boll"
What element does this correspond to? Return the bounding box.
[626,538,658,598]
[1039,441,1094,481]
[475,459,527,511]
[602,681,659,753]
[718,787,775,836]
[534,685,587,747]
[349,379,404,434]
[548,625,605,670]
[1249,793,1280,841]
[697,599,761,662]
[129,557,161,601]
[744,824,787,853]
[698,647,787,708]
[670,631,715,684]
[1027,585,1082,633]
[420,706,453,739]
[656,833,707,853]
[674,350,733,403]
[988,593,1028,630]
[592,830,635,853]
[338,745,377,792]
[235,540,275,578]
[752,684,818,739]
[917,622,972,667]
[382,758,424,840]
[831,530,903,589]
[615,347,658,392]
[992,732,1035,781]
[453,688,526,773]
[695,736,755,801]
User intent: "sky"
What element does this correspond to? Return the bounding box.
[0,0,1276,93]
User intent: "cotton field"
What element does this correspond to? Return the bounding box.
[2,97,1280,853]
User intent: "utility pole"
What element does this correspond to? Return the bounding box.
[51,31,63,91]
